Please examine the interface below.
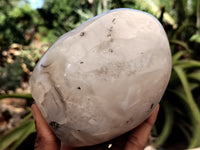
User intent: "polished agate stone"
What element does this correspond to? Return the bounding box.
[30,8,171,147]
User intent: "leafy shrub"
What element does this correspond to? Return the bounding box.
[0,44,45,93]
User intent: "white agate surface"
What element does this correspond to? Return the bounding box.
[30,8,172,147]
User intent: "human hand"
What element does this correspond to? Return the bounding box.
[31,104,159,150]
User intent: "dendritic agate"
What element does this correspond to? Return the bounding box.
[30,8,172,147]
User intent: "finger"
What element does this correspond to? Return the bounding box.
[108,132,130,150]
[31,104,61,150]
[125,105,159,150]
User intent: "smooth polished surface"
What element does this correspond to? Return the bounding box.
[30,8,172,147]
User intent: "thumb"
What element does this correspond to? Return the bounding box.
[31,104,60,150]
[125,105,159,150]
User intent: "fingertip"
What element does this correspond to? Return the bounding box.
[31,103,51,135]
[155,104,160,113]
[31,104,61,150]
[31,103,37,119]
[124,104,160,150]
[148,104,160,123]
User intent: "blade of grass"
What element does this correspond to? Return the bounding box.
[0,120,34,150]
[196,0,200,33]
[170,40,193,53]
[21,111,33,123]
[155,102,174,147]
[188,71,200,81]
[172,23,196,40]
[177,122,191,143]
[174,60,200,68]
[174,66,200,148]
[172,51,187,65]
[10,120,35,150]
[169,89,194,143]
[0,93,32,100]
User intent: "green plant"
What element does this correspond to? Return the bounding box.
[150,1,200,148]
[0,113,35,150]
[0,47,43,93]
[0,1,41,49]
[155,51,200,148]
[0,94,35,150]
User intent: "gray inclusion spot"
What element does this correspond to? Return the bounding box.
[80,32,85,36]
[49,121,60,130]
[150,103,154,109]
[77,87,81,90]
[41,63,50,68]
[112,18,116,24]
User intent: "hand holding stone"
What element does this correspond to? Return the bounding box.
[30,8,171,147]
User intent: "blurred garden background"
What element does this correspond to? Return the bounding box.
[0,0,200,149]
